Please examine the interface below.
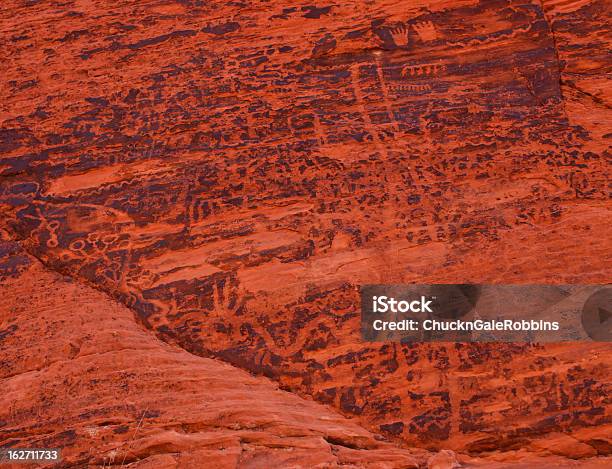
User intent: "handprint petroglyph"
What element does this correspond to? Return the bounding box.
[389,24,410,47]
[413,21,438,42]
[375,18,439,50]
[212,276,249,318]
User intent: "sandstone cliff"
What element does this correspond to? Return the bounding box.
[0,0,610,466]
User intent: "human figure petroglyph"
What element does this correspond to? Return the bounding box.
[401,63,446,78]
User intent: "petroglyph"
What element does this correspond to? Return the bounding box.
[401,63,446,78]
[413,21,438,42]
[388,24,410,47]
[389,83,433,92]
[0,0,609,458]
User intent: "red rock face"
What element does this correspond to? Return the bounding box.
[1,0,610,465]
[1,239,609,467]
[0,237,429,467]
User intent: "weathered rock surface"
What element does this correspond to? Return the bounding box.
[427,449,460,469]
[1,0,610,464]
[0,237,429,467]
[1,237,610,467]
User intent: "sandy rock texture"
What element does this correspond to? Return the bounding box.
[0,237,429,467]
[1,0,610,466]
[1,238,611,468]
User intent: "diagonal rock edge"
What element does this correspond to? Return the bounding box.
[2,232,611,468]
[0,233,431,468]
[0,0,610,463]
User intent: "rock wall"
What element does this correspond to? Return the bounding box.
[0,236,430,467]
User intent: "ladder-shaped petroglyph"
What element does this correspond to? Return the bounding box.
[388,83,432,92]
[375,55,401,134]
[185,189,213,230]
[349,63,391,160]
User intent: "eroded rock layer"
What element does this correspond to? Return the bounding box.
[2,237,611,468]
[0,237,431,468]
[1,0,611,462]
